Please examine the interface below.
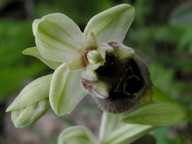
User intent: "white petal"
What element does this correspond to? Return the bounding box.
[49,63,86,116]
[58,126,97,144]
[23,47,62,69]
[84,4,135,43]
[34,13,85,63]
[6,75,52,112]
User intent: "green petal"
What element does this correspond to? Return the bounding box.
[84,4,135,43]
[34,13,85,63]
[11,99,49,128]
[23,47,62,69]
[49,63,86,116]
[58,126,97,144]
[122,103,188,126]
[6,74,52,112]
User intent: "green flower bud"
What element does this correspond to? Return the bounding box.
[81,42,152,113]
[11,99,49,128]
[6,75,52,127]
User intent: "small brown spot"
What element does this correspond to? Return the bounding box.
[108,41,121,49]
[85,47,97,51]
[81,54,88,67]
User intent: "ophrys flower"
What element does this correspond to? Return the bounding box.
[7,4,152,127]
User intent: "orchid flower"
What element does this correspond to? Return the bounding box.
[6,4,152,128]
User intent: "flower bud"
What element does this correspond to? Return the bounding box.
[81,42,152,113]
[6,75,52,127]
[11,99,49,128]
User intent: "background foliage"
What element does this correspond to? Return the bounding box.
[0,0,192,144]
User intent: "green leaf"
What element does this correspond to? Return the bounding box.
[101,124,155,144]
[34,13,85,63]
[84,4,135,43]
[58,125,97,144]
[152,86,176,103]
[122,103,188,126]
[11,99,49,128]
[6,74,52,111]
[49,63,86,116]
[22,47,62,69]
[153,127,172,144]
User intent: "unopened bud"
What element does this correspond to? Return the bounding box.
[11,99,49,128]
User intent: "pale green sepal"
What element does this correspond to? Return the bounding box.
[58,125,97,144]
[34,13,85,63]
[6,74,52,112]
[49,63,86,116]
[83,32,97,49]
[32,19,40,36]
[23,47,62,69]
[68,55,85,70]
[11,99,49,128]
[122,103,188,126]
[101,124,155,144]
[84,4,135,43]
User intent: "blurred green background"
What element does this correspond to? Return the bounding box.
[0,0,192,144]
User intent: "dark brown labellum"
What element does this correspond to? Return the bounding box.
[81,42,152,113]
[97,55,152,113]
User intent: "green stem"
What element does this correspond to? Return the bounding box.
[99,112,121,142]
[99,112,107,141]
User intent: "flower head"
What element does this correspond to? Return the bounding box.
[7,4,152,127]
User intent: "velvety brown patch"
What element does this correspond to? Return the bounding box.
[81,53,152,113]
